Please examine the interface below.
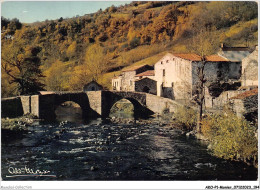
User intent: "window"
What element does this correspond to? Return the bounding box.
[163,69,165,77]
[166,60,169,63]
[161,61,163,64]
[171,82,174,87]
[130,80,132,86]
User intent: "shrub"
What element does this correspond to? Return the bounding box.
[174,106,197,130]
[129,37,140,49]
[201,110,258,166]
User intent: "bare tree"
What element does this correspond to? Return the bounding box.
[188,23,219,133]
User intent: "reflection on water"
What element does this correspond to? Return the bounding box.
[55,101,83,123]
[110,111,134,119]
[109,99,134,119]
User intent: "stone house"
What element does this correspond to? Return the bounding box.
[83,81,103,91]
[112,64,153,91]
[154,52,241,103]
[134,70,157,94]
[241,46,258,87]
[135,78,157,95]
[229,88,258,122]
[112,75,122,91]
[135,70,155,80]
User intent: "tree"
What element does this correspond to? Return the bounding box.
[188,12,219,133]
[1,42,45,95]
[84,44,110,80]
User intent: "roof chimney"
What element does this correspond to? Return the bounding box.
[221,43,225,48]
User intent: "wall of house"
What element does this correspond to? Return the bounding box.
[135,78,157,95]
[112,77,122,91]
[192,61,241,96]
[121,71,136,91]
[241,47,258,86]
[154,53,192,100]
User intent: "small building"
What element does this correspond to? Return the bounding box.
[112,75,122,91]
[135,70,155,80]
[135,77,157,95]
[229,88,258,122]
[83,81,103,91]
[112,64,153,91]
[241,46,258,87]
[154,52,241,102]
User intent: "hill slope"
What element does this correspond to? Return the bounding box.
[1,1,258,97]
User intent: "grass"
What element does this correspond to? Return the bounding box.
[224,19,257,38]
[98,70,121,90]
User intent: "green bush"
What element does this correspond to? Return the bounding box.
[174,106,197,130]
[201,111,258,166]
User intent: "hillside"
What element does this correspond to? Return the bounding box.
[1,1,258,97]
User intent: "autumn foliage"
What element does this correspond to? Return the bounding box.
[1,1,258,97]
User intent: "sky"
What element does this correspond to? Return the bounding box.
[1,1,130,23]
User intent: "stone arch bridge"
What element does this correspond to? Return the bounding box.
[2,91,182,120]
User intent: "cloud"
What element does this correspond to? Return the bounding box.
[22,10,28,13]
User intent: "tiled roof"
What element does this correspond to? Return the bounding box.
[205,55,229,62]
[122,64,148,72]
[135,70,154,77]
[231,88,258,99]
[135,77,156,82]
[172,53,229,62]
[172,53,202,61]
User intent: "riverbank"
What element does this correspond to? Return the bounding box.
[1,114,38,142]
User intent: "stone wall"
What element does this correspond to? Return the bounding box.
[192,61,241,93]
[205,89,243,109]
[241,47,258,86]
[31,95,40,117]
[20,96,31,114]
[146,93,182,114]
[86,91,102,116]
[121,71,136,91]
[38,94,56,120]
[1,97,24,118]
[229,94,258,121]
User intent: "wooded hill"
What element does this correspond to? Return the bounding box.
[1,1,258,97]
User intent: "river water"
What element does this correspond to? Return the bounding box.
[1,110,257,181]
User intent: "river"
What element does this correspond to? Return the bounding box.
[1,107,257,181]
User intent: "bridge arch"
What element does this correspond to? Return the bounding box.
[55,101,82,122]
[39,92,97,121]
[109,98,134,118]
[101,91,154,119]
[53,93,92,120]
